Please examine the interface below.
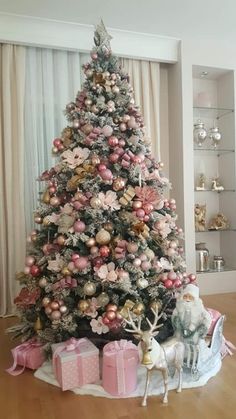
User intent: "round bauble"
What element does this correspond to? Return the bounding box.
[174,278,182,288]
[30,265,41,277]
[144,248,155,260]
[39,277,48,288]
[136,208,145,219]
[74,220,86,233]
[61,267,71,276]
[188,273,196,283]
[86,238,96,248]
[50,301,60,310]
[119,123,127,132]
[164,279,173,289]
[143,204,154,214]
[59,305,68,314]
[90,246,99,256]
[133,302,145,315]
[99,245,110,258]
[24,266,31,275]
[132,200,142,210]
[102,125,113,137]
[106,310,116,321]
[90,196,102,209]
[51,310,61,320]
[100,169,113,181]
[75,257,89,271]
[108,136,119,147]
[83,281,96,296]
[25,255,35,267]
[57,235,66,246]
[141,261,151,272]
[168,271,177,281]
[45,306,52,315]
[167,247,176,257]
[136,278,149,289]
[106,303,117,312]
[133,258,141,268]
[42,297,51,307]
[112,86,120,94]
[50,196,60,206]
[102,315,110,325]
[97,292,110,307]
[34,215,43,224]
[71,253,80,262]
[113,177,126,191]
[78,299,90,312]
[127,242,139,254]
[96,229,111,245]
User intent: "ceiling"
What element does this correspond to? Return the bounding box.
[0,0,235,42]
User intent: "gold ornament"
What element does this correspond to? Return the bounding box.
[61,127,73,147]
[141,351,153,365]
[96,229,111,245]
[34,317,43,332]
[78,299,90,312]
[103,222,114,232]
[93,72,106,86]
[90,197,102,209]
[150,300,162,312]
[86,237,96,247]
[81,123,93,135]
[113,177,126,192]
[97,292,110,307]
[83,281,96,296]
[43,217,51,226]
[131,222,150,240]
[208,212,230,231]
[119,186,135,207]
[42,190,50,204]
[67,175,81,191]
[91,155,101,166]
[61,267,71,276]
[133,302,145,316]
[118,299,135,319]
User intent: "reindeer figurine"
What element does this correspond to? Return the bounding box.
[125,308,185,406]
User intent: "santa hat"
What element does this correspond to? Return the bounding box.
[182,283,199,299]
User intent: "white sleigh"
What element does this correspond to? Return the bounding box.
[182,315,225,379]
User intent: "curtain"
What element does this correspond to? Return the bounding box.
[24,48,81,233]
[0,44,26,316]
[120,58,161,159]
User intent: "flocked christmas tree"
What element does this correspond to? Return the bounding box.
[12,22,195,345]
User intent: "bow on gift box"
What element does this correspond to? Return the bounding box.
[52,337,88,376]
[104,340,138,395]
[6,339,43,376]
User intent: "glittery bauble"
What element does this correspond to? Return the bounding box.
[51,310,61,320]
[103,222,114,232]
[100,169,113,181]
[86,238,96,247]
[113,177,126,191]
[57,235,66,245]
[126,242,139,253]
[108,136,119,147]
[25,255,35,267]
[97,292,110,307]
[30,265,41,277]
[99,245,110,258]
[75,257,89,271]
[59,305,68,314]
[106,303,118,312]
[51,301,60,310]
[90,197,102,209]
[78,299,90,312]
[109,153,119,163]
[96,229,111,245]
[102,125,113,137]
[50,196,60,206]
[133,302,145,315]
[106,310,116,321]
[74,220,86,233]
[42,297,51,307]
[39,277,48,288]
[136,278,149,288]
[83,281,96,296]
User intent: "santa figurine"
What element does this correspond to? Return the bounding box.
[172,284,211,344]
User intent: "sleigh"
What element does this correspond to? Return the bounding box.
[182,315,225,379]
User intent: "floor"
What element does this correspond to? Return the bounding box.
[0,293,236,419]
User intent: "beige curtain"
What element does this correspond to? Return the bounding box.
[0,44,26,316]
[121,58,160,159]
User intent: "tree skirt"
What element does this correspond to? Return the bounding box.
[34,357,222,399]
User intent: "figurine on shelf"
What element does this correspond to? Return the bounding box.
[196,173,206,190]
[211,177,224,192]
[195,204,206,231]
[208,213,230,230]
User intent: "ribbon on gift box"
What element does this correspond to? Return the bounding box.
[52,337,87,378]
[104,340,138,395]
[6,339,43,376]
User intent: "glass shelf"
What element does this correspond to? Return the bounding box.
[193,106,234,119]
[194,189,235,193]
[194,148,234,155]
[197,266,236,274]
[195,229,236,233]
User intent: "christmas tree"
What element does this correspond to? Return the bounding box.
[12,22,195,345]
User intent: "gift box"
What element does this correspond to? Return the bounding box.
[6,339,45,376]
[52,337,99,391]
[207,308,222,335]
[102,339,139,396]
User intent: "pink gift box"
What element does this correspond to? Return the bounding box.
[207,308,222,335]
[52,337,99,391]
[102,339,139,397]
[6,339,45,376]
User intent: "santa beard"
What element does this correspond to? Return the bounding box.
[175,298,205,330]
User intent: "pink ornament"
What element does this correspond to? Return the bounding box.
[171,204,177,211]
[102,315,110,325]
[75,257,89,271]
[144,215,150,222]
[51,310,61,320]
[106,303,118,312]
[133,258,141,267]
[109,153,119,163]
[169,198,176,205]
[67,261,75,271]
[45,306,52,315]
[123,114,130,123]
[71,253,80,262]
[164,279,173,289]
[99,246,110,258]
[132,200,142,210]
[168,271,177,280]
[140,254,147,262]
[141,261,151,271]
[119,123,127,132]
[93,257,104,268]
[30,265,41,277]
[50,196,60,206]
[118,270,129,280]
[91,52,98,60]
[106,310,116,321]
[24,266,31,275]
[73,201,83,210]
[127,117,137,129]
[100,169,113,181]
[174,279,182,288]
[188,273,196,283]
[53,138,62,147]
[127,242,139,253]
[102,125,113,137]
[25,256,35,267]
[51,301,60,310]
[74,220,86,233]
[136,208,145,219]
[160,273,168,282]
[170,240,178,249]
[143,203,154,214]
[73,119,80,129]
[98,164,107,171]
[108,136,119,147]
[118,139,126,147]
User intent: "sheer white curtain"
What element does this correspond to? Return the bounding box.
[120,58,161,159]
[24,48,81,233]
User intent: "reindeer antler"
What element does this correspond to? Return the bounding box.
[124,310,142,335]
[146,308,163,333]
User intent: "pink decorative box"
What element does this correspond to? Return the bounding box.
[102,339,139,397]
[52,337,99,391]
[6,339,45,376]
[207,308,222,335]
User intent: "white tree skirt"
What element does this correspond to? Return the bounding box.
[34,358,222,399]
